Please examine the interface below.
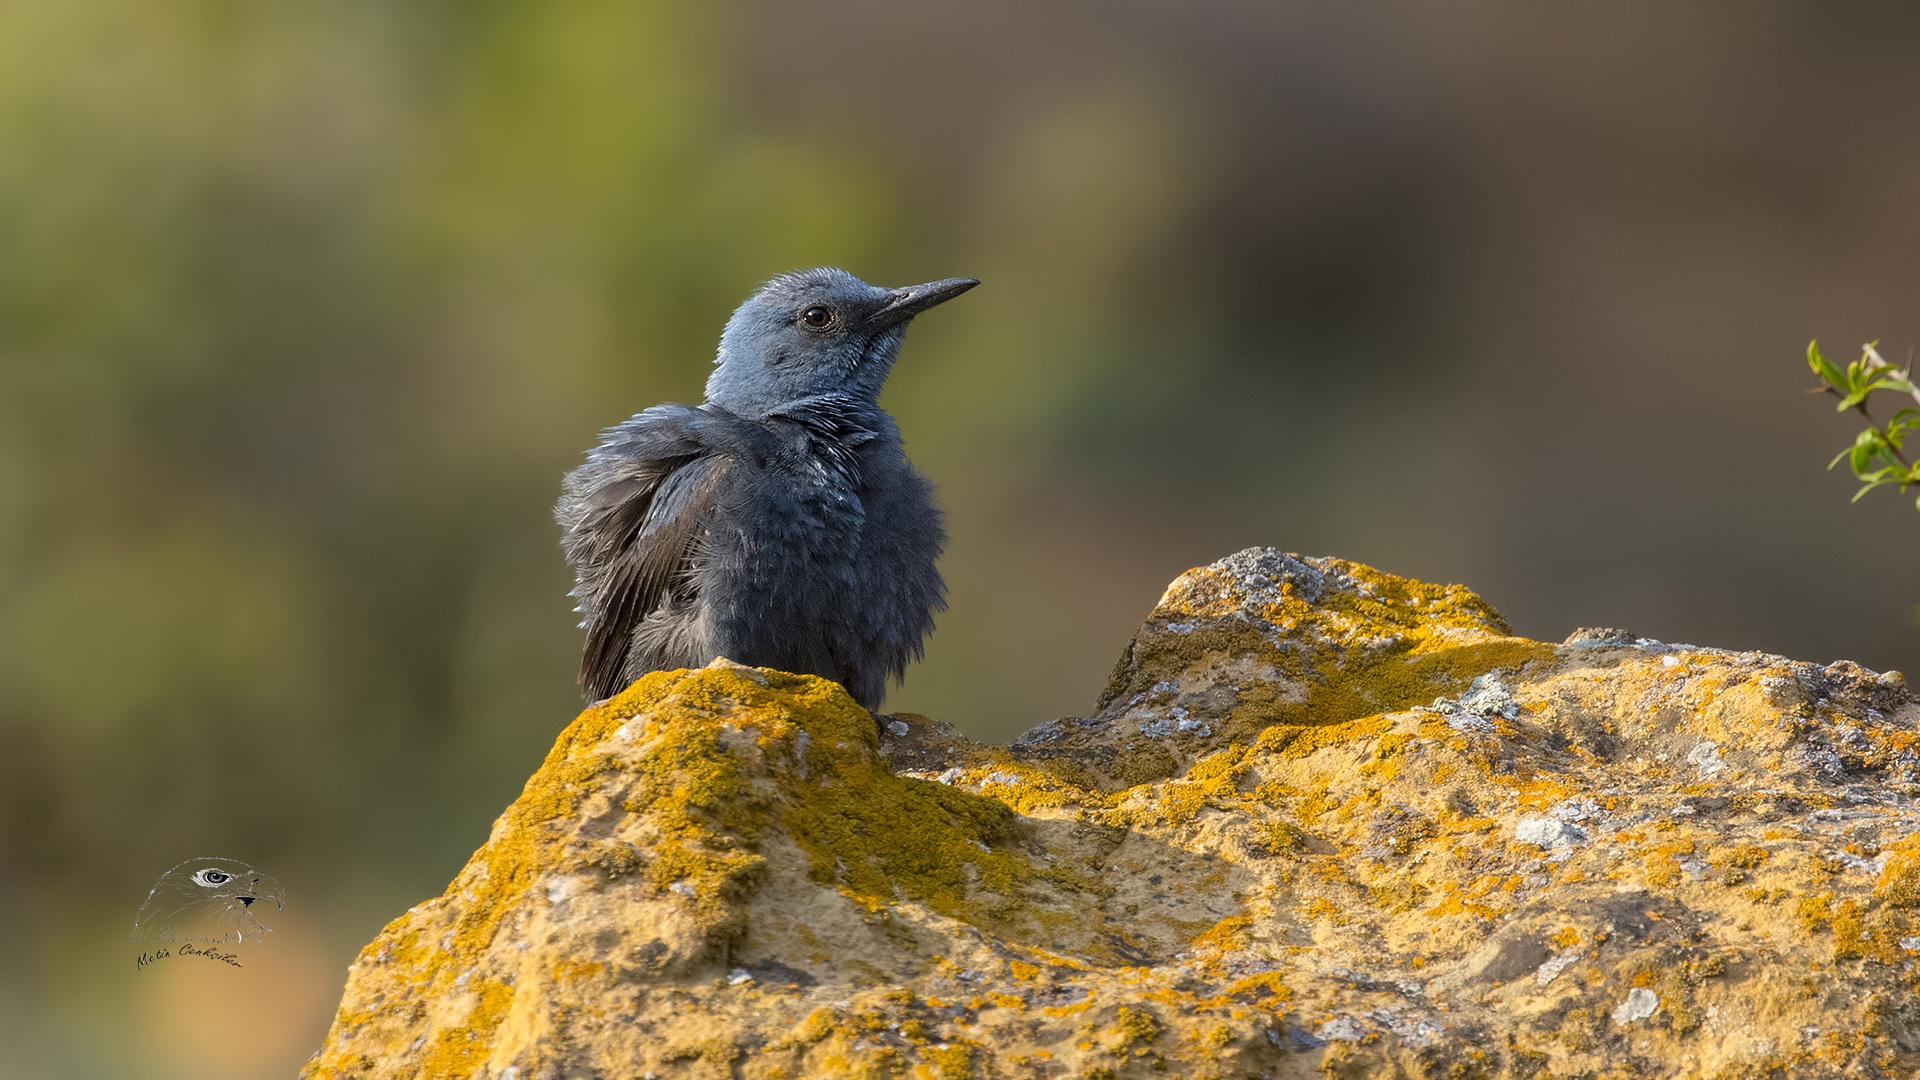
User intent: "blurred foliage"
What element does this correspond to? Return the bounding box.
[0,2,886,872]
[0,5,1279,1074]
[0,4,928,1075]
[1808,340,1920,506]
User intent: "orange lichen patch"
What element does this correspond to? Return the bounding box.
[1294,896,1343,924]
[1833,900,1868,960]
[784,750,1036,922]
[919,1039,976,1079]
[1188,915,1252,953]
[550,959,604,985]
[418,979,514,1080]
[1643,840,1698,888]
[1254,714,1398,761]
[1515,778,1586,811]
[1876,837,1920,907]
[1255,820,1311,855]
[1308,860,1353,887]
[791,1008,838,1044]
[1719,844,1770,871]
[935,758,1106,818]
[1132,746,1253,826]
[1442,816,1499,835]
[1470,873,1515,898]
[1222,970,1292,1003]
[1797,894,1835,933]
[1106,1005,1163,1055]
[1425,883,1499,921]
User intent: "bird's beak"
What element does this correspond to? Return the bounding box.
[252,877,288,910]
[870,277,979,330]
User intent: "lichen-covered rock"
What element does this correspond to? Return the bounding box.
[305,550,1920,1080]
[1016,549,1551,790]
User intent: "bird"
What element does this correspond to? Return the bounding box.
[130,857,286,945]
[555,267,976,711]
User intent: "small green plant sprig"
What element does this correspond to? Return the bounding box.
[1808,340,1920,508]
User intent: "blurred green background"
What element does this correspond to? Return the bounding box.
[3,2,1919,1075]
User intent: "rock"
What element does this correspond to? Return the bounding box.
[1611,986,1660,1025]
[1017,550,1545,792]
[1514,816,1588,849]
[303,548,1920,1079]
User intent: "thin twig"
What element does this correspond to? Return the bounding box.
[1821,349,1914,469]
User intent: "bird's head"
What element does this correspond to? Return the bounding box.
[131,857,287,944]
[704,267,977,415]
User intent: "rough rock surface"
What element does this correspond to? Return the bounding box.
[304,549,1920,1079]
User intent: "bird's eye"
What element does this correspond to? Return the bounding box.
[799,306,835,331]
[193,869,230,887]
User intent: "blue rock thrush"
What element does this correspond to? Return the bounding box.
[556,267,977,709]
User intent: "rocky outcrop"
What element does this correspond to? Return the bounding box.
[304,549,1920,1079]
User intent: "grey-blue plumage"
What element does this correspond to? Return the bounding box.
[557,267,976,710]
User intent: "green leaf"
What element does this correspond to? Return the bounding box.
[1808,340,1846,388]
[1853,430,1879,470]
[1852,470,1903,500]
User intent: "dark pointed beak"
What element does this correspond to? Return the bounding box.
[870,277,979,330]
[250,876,288,910]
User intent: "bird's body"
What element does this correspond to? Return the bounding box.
[557,268,974,710]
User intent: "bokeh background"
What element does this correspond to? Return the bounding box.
[3,2,1919,1075]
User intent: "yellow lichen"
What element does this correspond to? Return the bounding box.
[1796,893,1835,933]
[1254,714,1397,761]
[1643,839,1697,888]
[1189,915,1251,953]
[920,1039,975,1078]
[418,979,513,1080]
[550,959,603,985]
[1833,899,1868,960]
[1876,839,1920,907]
[1223,970,1291,1003]
[1107,1005,1162,1055]
[1256,820,1310,856]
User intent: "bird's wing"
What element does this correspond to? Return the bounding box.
[560,405,752,701]
[578,455,724,699]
